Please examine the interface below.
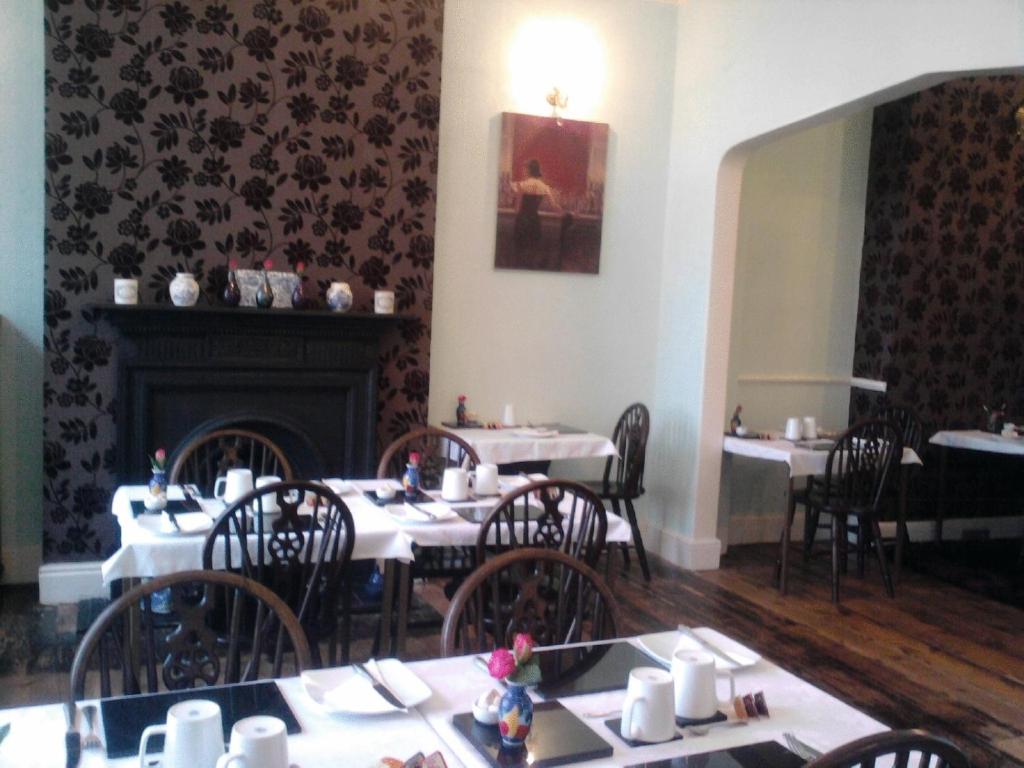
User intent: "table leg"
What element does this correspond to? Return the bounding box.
[778,476,795,595]
[379,560,395,658]
[395,561,411,657]
[895,467,908,585]
[937,446,948,545]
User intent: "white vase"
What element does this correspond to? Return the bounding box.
[326,281,353,312]
[169,272,200,307]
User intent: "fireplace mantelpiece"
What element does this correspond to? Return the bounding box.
[91,304,404,484]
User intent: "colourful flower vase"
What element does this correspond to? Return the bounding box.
[497,683,533,748]
[402,462,420,500]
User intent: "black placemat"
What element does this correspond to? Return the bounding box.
[101,680,301,759]
[363,488,433,506]
[605,718,683,747]
[455,501,545,524]
[452,701,612,768]
[623,740,805,767]
[532,640,667,700]
[129,499,199,518]
[441,421,483,429]
[676,710,727,727]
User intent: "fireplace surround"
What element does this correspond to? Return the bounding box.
[93,304,403,485]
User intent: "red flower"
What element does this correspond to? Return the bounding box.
[262,257,274,270]
[487,647,517,680]
[458,395,466,402]
[295,261,306,274]
[408,451,421,465]
[228,258,239,271]
[513,633,534,663]
[154,448,166,463]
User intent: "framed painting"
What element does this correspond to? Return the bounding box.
[495,112,609,274]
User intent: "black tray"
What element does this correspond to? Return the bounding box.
[531,640,667,700]
[363,488,433,506]
[605,718,683,747]
[101,680,301,759]
[624,740,804,767]
[452,700,612,767]
[129,498,201,518]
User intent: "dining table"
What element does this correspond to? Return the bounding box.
[0,628,888,768]
[442,425,617,468]
[722,433,923,581]
[102,475,635,657]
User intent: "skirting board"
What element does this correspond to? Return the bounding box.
[640,523,722,570]
[1,542,42,584]
[38,561,106,605]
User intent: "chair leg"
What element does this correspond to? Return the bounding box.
[871,518,895,598]
[623,498,651,582]
[802,507,819,562]
[776,493,797,595]
[856,516,866,578]
[610,498,630,572]
[831,514,842,604]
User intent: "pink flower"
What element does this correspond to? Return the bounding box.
[262,257,274,270]
[458,395,466,402]
[295,261,306,274]
[513,633,534,663]
[154,448,166,462]
[228,258,239,271]
[487,647,517,680]
[408,451,420,465]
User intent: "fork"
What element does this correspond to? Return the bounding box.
[784,731,822,761]
[81,704,103,750]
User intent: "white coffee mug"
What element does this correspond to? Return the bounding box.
[374,290,395,314]
[115,278,139,305]
[671,650,735,721]
[216,716,289,768]
[620,667,676,743]
[472,463,500,496]
[502,404,517,427]
[441,467,470,502]
[784,417,802,441]
[138,699,224,768]
[213,468,254,504]
[802,416,818,440]
[254,475,281,513]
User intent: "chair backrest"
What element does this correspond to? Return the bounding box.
[69,570,311,702]
[377,426,481,490]
[806,729,970,768]
[602,403,650,496]
[169,428,294,497]
[877,404,924,455]
[822,419,903,511]
[441,548,621,657]
[202,482,355,662]
[476,479,608,569]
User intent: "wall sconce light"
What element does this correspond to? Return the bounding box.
[546,87,569,121]
[1016,103,1024,140]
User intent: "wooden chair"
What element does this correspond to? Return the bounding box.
[805,729,970,768]
[169,428,294,497]
[777,419,902,602]
[202,481,355,666]
[580,403,652,581]
[69,570,311,702]
[476,479,608,570]
[441,548,621,657]
[377,426,480,490]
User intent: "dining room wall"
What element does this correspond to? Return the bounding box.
[429,0,675,467]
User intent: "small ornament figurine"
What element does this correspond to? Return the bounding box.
[487,633,541,749]
[291,261,309,309]
[145,448,168,511]
[730,404,743,435]
[256,257,275,308]
[402,451,421,500]
[222,258,241,307]
[456,395,468,426]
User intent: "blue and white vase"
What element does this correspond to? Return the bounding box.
[169,272,199,307]
[326,281,353,312]
[497,683,533,748]
[145,469,168,511]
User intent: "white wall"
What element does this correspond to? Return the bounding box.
[649,0,1024,568]
[0,0,44,582]
[430,0,677,482]
[726,112,872,434]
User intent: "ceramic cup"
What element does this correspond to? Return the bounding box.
[1002,422,1017,438]
[213,468,254,505]
[215,716,288,768]
[373,290,395,314]
[472,463,500,496]
[502,404,517,427]
[802,416,818,440]
[441,467,470,502]
[254,475,281,514]
[784,417,802,441]
[114,278,139,305]
[671,650,735,721]
[620,667,676,743]
[138,699,224,768]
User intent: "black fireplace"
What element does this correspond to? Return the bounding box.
[93,304,403,483]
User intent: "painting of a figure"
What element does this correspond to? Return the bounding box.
[495,112,608,274]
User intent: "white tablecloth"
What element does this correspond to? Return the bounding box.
[449,428,616,465]
[929,429,1024,456]
[723,436,923,478]
[0,629,886,768]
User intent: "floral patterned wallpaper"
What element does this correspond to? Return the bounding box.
[851,76,1024,432]
[44,0,443,560]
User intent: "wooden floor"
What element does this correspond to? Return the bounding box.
[1,544,1021,767]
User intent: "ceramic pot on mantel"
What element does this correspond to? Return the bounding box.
[222,270,241,307]
[169,272,200,307]
[326,281,353,312]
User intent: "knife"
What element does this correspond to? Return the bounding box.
[405,502,439,521]
[677,625,746,668]
[64,702,81,768]
[353,662,407,712]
